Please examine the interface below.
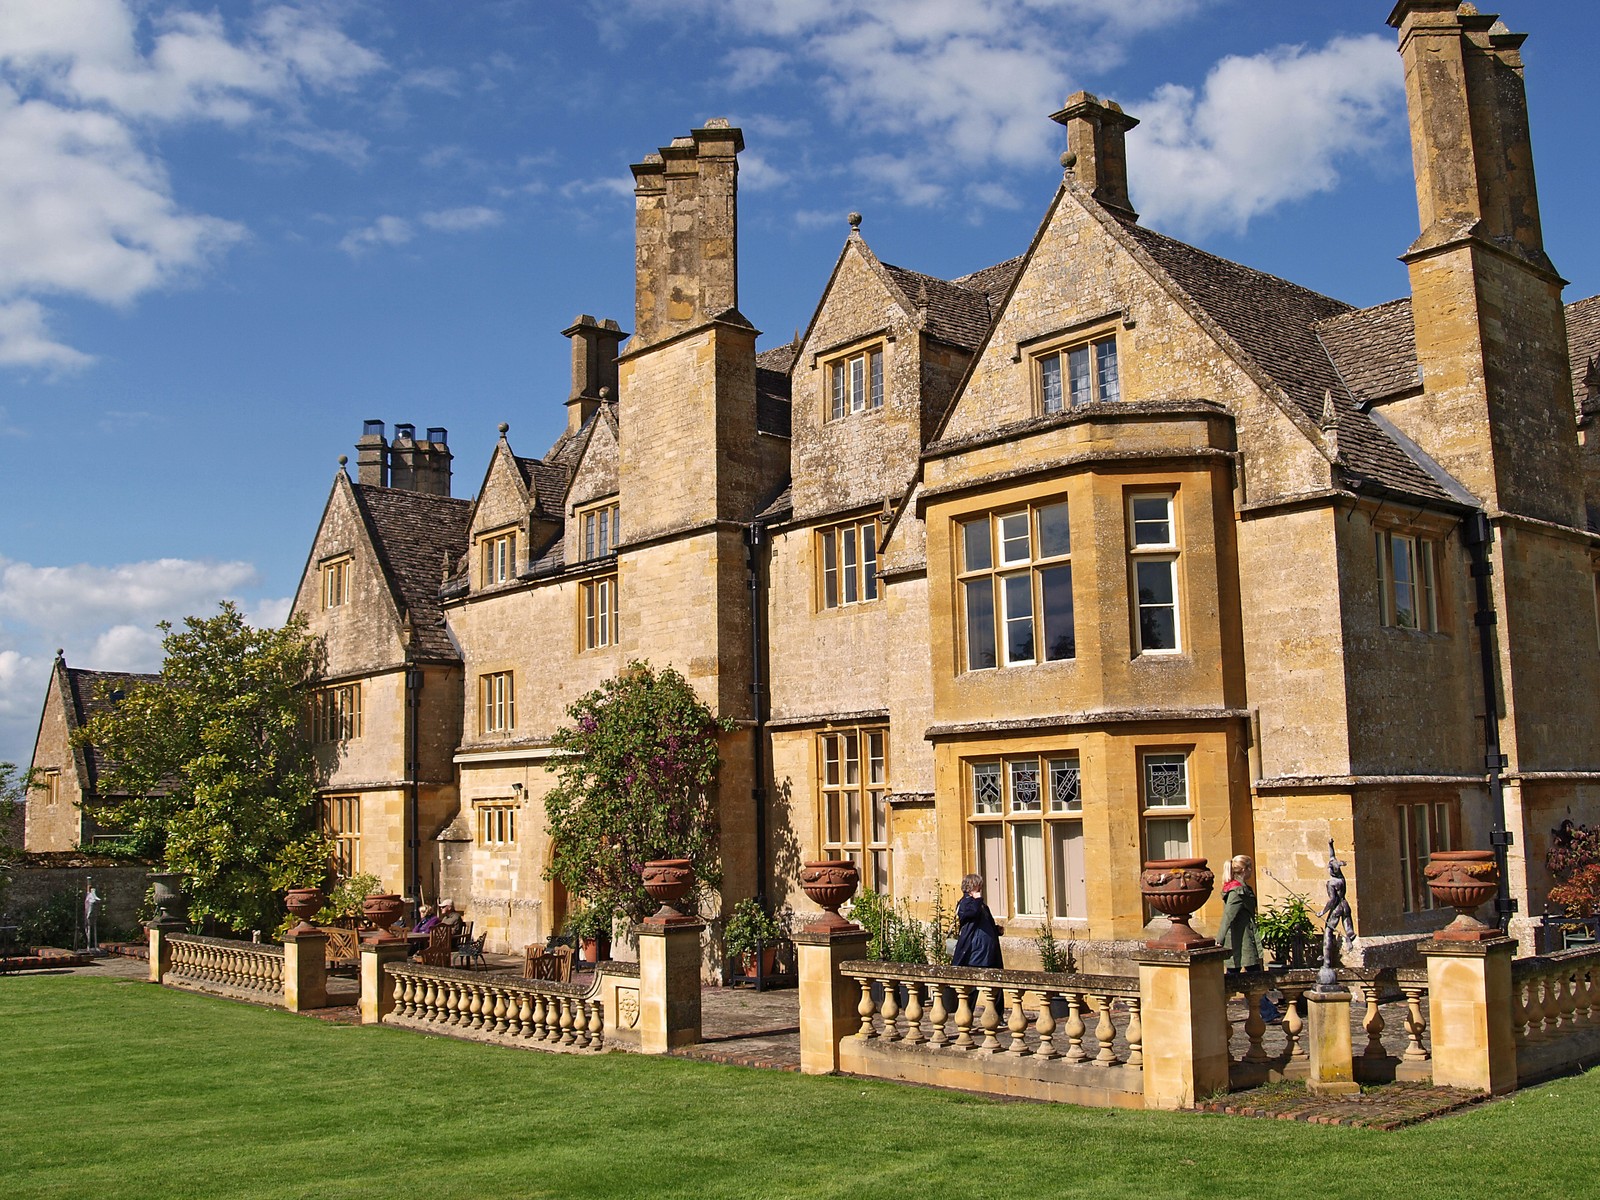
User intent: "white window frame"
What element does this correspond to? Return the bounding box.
[313,683,362,743]
[322,557,351,609]
[1128,492,1181,655]
[476,801,518,848]
[827,346,885,420]
[1140,751,1193,863]
[581,574,618,650]
[324,795,361,876]
[967,753,1087,923]
[481,529,517,586]
[1399,801,1453,913]
[1375,529,1440,632]
[957,500,1075,672]
[481,671,515,733]
[820,727,891,893]
[819,519,880,609]
[581,502,620,561]
[1036,333,1120,414]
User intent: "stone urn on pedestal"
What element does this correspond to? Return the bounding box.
[799,859,860,933]
[641,858,696,925]
[361,893,407,941]
[1139,858,1216,950]
[1424,849,1501,941]
[146,871,190,929]
[284,886,325,937]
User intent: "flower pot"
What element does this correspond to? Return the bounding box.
[147,872,189,929]
[362,893,406,941]
[1139,858,1216,950]
[581,935,611,963]
[1424,849,1500,941]
[799,859,860,933]
[284,886,325,937]
[641,858,694,922]
[740,946,779,978]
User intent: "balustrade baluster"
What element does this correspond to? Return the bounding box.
[492,987,509,1034]
[1091,995,1119,1066]
[393,975,410,1019]
[1243,983,1269,1063]
[1559,970,1579,1030]
[857,979,877,1039]
[1124,996,1143,1069]
[902,979,924,1045]
[1034,991,1058,1060]
[927,983,949,1047]
[451,981,468,1026]
[1005,988,1029,1056]
[1063,992,1087,1062]
[1281,984,1307,1062]
[515,992,532,1037]
[473,984,489,1030]
[532,994,549,1039]
[1360,982,1386,1058]
[561,996,578,1045]
[588,1000,603,1048]
[975,986,1001,1053]
[880,978,901,1041]
[1402,985,1429,1060]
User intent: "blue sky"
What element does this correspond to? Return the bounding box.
[1,0,1597,767]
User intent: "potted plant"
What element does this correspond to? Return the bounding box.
[725,898,780,977]
[1256,893,1317,968]
[565,906,613,962]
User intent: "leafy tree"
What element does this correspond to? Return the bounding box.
[75,602,327,933]
[1548,821,1600,917]
[1,760,37,915]
[544,662,728,925]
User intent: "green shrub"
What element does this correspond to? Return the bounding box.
[1257,893,1316,966]
[314,872,384,927]
[17,888,79,949]
[724,898,780,960]
[1033,921,1071,973]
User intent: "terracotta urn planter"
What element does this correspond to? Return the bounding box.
[799,859,860,933]
[741,946,780,979]
[147,871,189,929]
[1424,849,1501,941]
[284,886,325,937]
[641,858,694,922]
[582,935,612,963]
[1139,858,1216,950]
[362,893,406,941]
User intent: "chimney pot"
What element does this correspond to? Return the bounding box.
[1050,93,1139,221]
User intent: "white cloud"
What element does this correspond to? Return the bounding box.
[737,152,788,192]
[0,1,384,369]
[0,298,92,370]
[1130,34,1404,236]
[419,205,502,232]
[339,214,413,255]
[723,46,787,91]
[246,596,294,629]
[87,623,165,673]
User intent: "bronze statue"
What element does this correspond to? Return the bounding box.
[1317,840,1356,987]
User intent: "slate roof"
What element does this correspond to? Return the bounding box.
[756,342,794,437]
[1120,222,1452,504]
[64,666,159,789]
[351,484,473,660]
[953,256,1025,312]
[515,456,571,519]
[881,262,1002,351]
[1567,295,1600,410]
[1315,299,1421,406]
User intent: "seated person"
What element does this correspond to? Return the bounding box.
[438,900,463,931]
[413,904,440,934]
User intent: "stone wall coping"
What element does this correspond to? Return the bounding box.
[764,709,890,732]
[792,927,869,947]
[1254,773,1486,790]
[1134,945,1229,966]
[1421,936,1517,960]
[1510,943,1600,979]
[387,960,619,999]
[922,398,1231,461]
[925,706,1248,739]
[840,959,1139,995]
[169,933,284,957]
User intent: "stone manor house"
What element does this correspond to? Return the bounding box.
[30,3,1600,968]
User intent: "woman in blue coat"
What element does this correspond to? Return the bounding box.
[950,873,1003,968]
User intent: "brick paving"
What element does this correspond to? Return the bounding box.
[1197,1080,1488,1129]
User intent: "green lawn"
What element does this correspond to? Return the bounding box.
[3,975,1595,1200]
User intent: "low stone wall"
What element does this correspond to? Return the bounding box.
[3,861,151,940]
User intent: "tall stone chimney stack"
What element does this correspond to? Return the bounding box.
[1050,92,1139,221]
[380,423,452,496]
[562,315,626,433]
[630,119,744,348]
[356,419,388,486]
[1384,1,1578,526]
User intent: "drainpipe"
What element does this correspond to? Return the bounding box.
[745,522,768,908]
[406,665,424,920]
[1461,512,1514,931]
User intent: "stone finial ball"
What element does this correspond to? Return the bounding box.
[338,454,348,466]
[847,212,863,230]
[1061,151,1077,170]
[498,422,509,434]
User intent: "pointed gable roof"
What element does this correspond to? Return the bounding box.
[350,483,472,660]
[60,661,160,791]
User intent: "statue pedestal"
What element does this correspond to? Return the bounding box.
[1306,988,1360,1096]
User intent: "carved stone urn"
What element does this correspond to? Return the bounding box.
[362,893,406,941]
[1424,849,1501,941]
[146,871,189,929]
[799,859,860,933]
[641,858,696,925]
[1139,858,1216,950]
[284,886,325,937]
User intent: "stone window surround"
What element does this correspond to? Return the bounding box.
[818,724,890,894]
[321,554,352,610]
[324,794,361,876]
[478,525,519,588]
[817,516,881,610]
[480,670,516,733]
[1032,329,1121,415]
[817,333,891,423]
[1126,489,1182,656]
[312,682,362,743]
[956,497,1075,671]
[1374,526,1442,633]
[1140,747,1194,865]
[474,798,519,848]
[575,497,621,562]
[580,573,618,651]
[966,751,1088,924]
[1398,798,1454,914]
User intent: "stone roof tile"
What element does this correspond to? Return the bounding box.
[351,485,473,660]
[1314,298,1421,406]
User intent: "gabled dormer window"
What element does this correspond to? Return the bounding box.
[827,346,884,420]
[581,501,620,560]
[480,529,517,586]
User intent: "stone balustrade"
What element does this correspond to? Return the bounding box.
[166,934,285,1003]
[1225,968,1430,1088]
[837,962,1146,1107]
[384,962,608,1052]
[1509,945,1600,1085]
